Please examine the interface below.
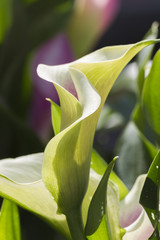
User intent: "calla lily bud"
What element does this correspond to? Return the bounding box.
[67,0,120,57]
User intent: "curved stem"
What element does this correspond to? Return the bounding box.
[66,208,86,240]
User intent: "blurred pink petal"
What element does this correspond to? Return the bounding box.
[123,211,154,240]
[120,175,145,228]
[120,175,154,239]
[29,33,74,141]
[67,0,120,57]
[31,33,74,102]
[86,0,120,34]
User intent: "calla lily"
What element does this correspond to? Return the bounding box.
[30,0,120,141]
[36,40,159,226]
[0,40,159,239]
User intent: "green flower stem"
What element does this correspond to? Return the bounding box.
[66,208,86,240]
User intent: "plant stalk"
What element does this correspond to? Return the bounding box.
[66,207,86,240]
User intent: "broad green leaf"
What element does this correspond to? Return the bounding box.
[91,149,128,200]
[0,199,21,240]
[140,151,160,239]
[85,158,116,239]
[0,0,12,43]
[142,50,160,137]
[37,39,160,218]
[47,99,61,136]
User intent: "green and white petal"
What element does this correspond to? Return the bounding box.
[0,154,70,238]
[120,175,145,228]
[0,153,43,183]
[123,210,154,240]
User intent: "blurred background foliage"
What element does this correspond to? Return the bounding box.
[1,0,160,239]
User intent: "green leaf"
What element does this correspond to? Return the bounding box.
[85,158,116,239]
[86,215,110,240]
[91,149,128,200]
[0,199,21,240]
[132,104,156,146]
[0,0,12,43]
[140,150,160,239]
[47,99,61,136]
[132,104,157,160]
[142,50,160,137]
[136,22,159,94]
[0,0,73,118]
[115,122,148,188]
